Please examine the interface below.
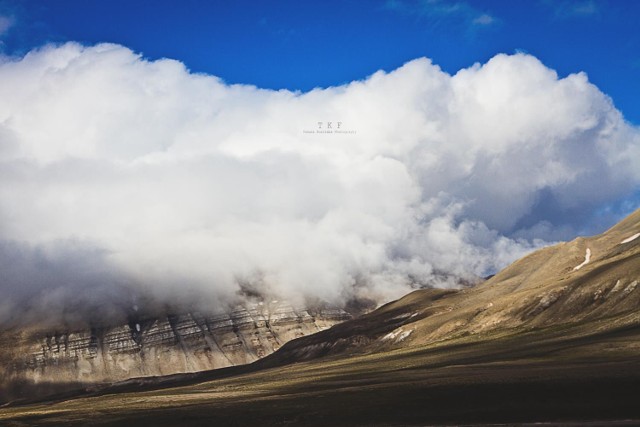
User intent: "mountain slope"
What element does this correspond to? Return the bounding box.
[1,209,639,426]
[0,301,350,403]
[260,208,640,365]
[2,293,640,426]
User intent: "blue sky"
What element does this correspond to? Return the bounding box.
[1,0,639,124]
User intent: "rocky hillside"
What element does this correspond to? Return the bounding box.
[3,208,639,405]
[262,208,640,365]
[0,300,350,402]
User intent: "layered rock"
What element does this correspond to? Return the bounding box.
[1,300,350,392]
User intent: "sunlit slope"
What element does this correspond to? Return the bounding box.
[262,209,640,364]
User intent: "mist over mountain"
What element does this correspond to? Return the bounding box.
[3,207,640,420]
[1,43,639,326]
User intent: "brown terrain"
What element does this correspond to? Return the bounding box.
[0,301,351,403]
[1,209,639,426]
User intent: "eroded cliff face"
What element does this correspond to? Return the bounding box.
[1,300,350,394]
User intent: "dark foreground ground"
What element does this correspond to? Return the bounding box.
[2,322,640,426]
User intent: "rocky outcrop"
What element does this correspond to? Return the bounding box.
[1,300,350,396]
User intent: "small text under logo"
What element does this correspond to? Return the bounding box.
[302,121,357,135]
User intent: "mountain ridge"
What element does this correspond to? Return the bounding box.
[1,209,639,425]
[255,208,640,366]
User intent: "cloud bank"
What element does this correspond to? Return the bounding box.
[0,43,639,325]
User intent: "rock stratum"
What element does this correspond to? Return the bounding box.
[0,301,350,402]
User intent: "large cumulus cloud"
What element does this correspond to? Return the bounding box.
[0,43,638,325]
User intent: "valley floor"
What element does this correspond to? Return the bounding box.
[2,322,640,426]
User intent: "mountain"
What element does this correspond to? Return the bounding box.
[0,300,351,403]
[1,209,639,426]
[259,208,640,365]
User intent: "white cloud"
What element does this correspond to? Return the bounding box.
[0,43,638,324]
[0,15,13,37]
[384,0,498,29]
[545,0,600,18]
[473,14,495,25]
[572,1,598,15]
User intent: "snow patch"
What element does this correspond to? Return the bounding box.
[623,280,638,296]
[573,248,591,271]
[610,280,624,293]
[135,323,140,332]
[382,329,402,341]
[620,233,640,244]
[382,328,414,342]
[392,313,412,320]
[397,329,414,341]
